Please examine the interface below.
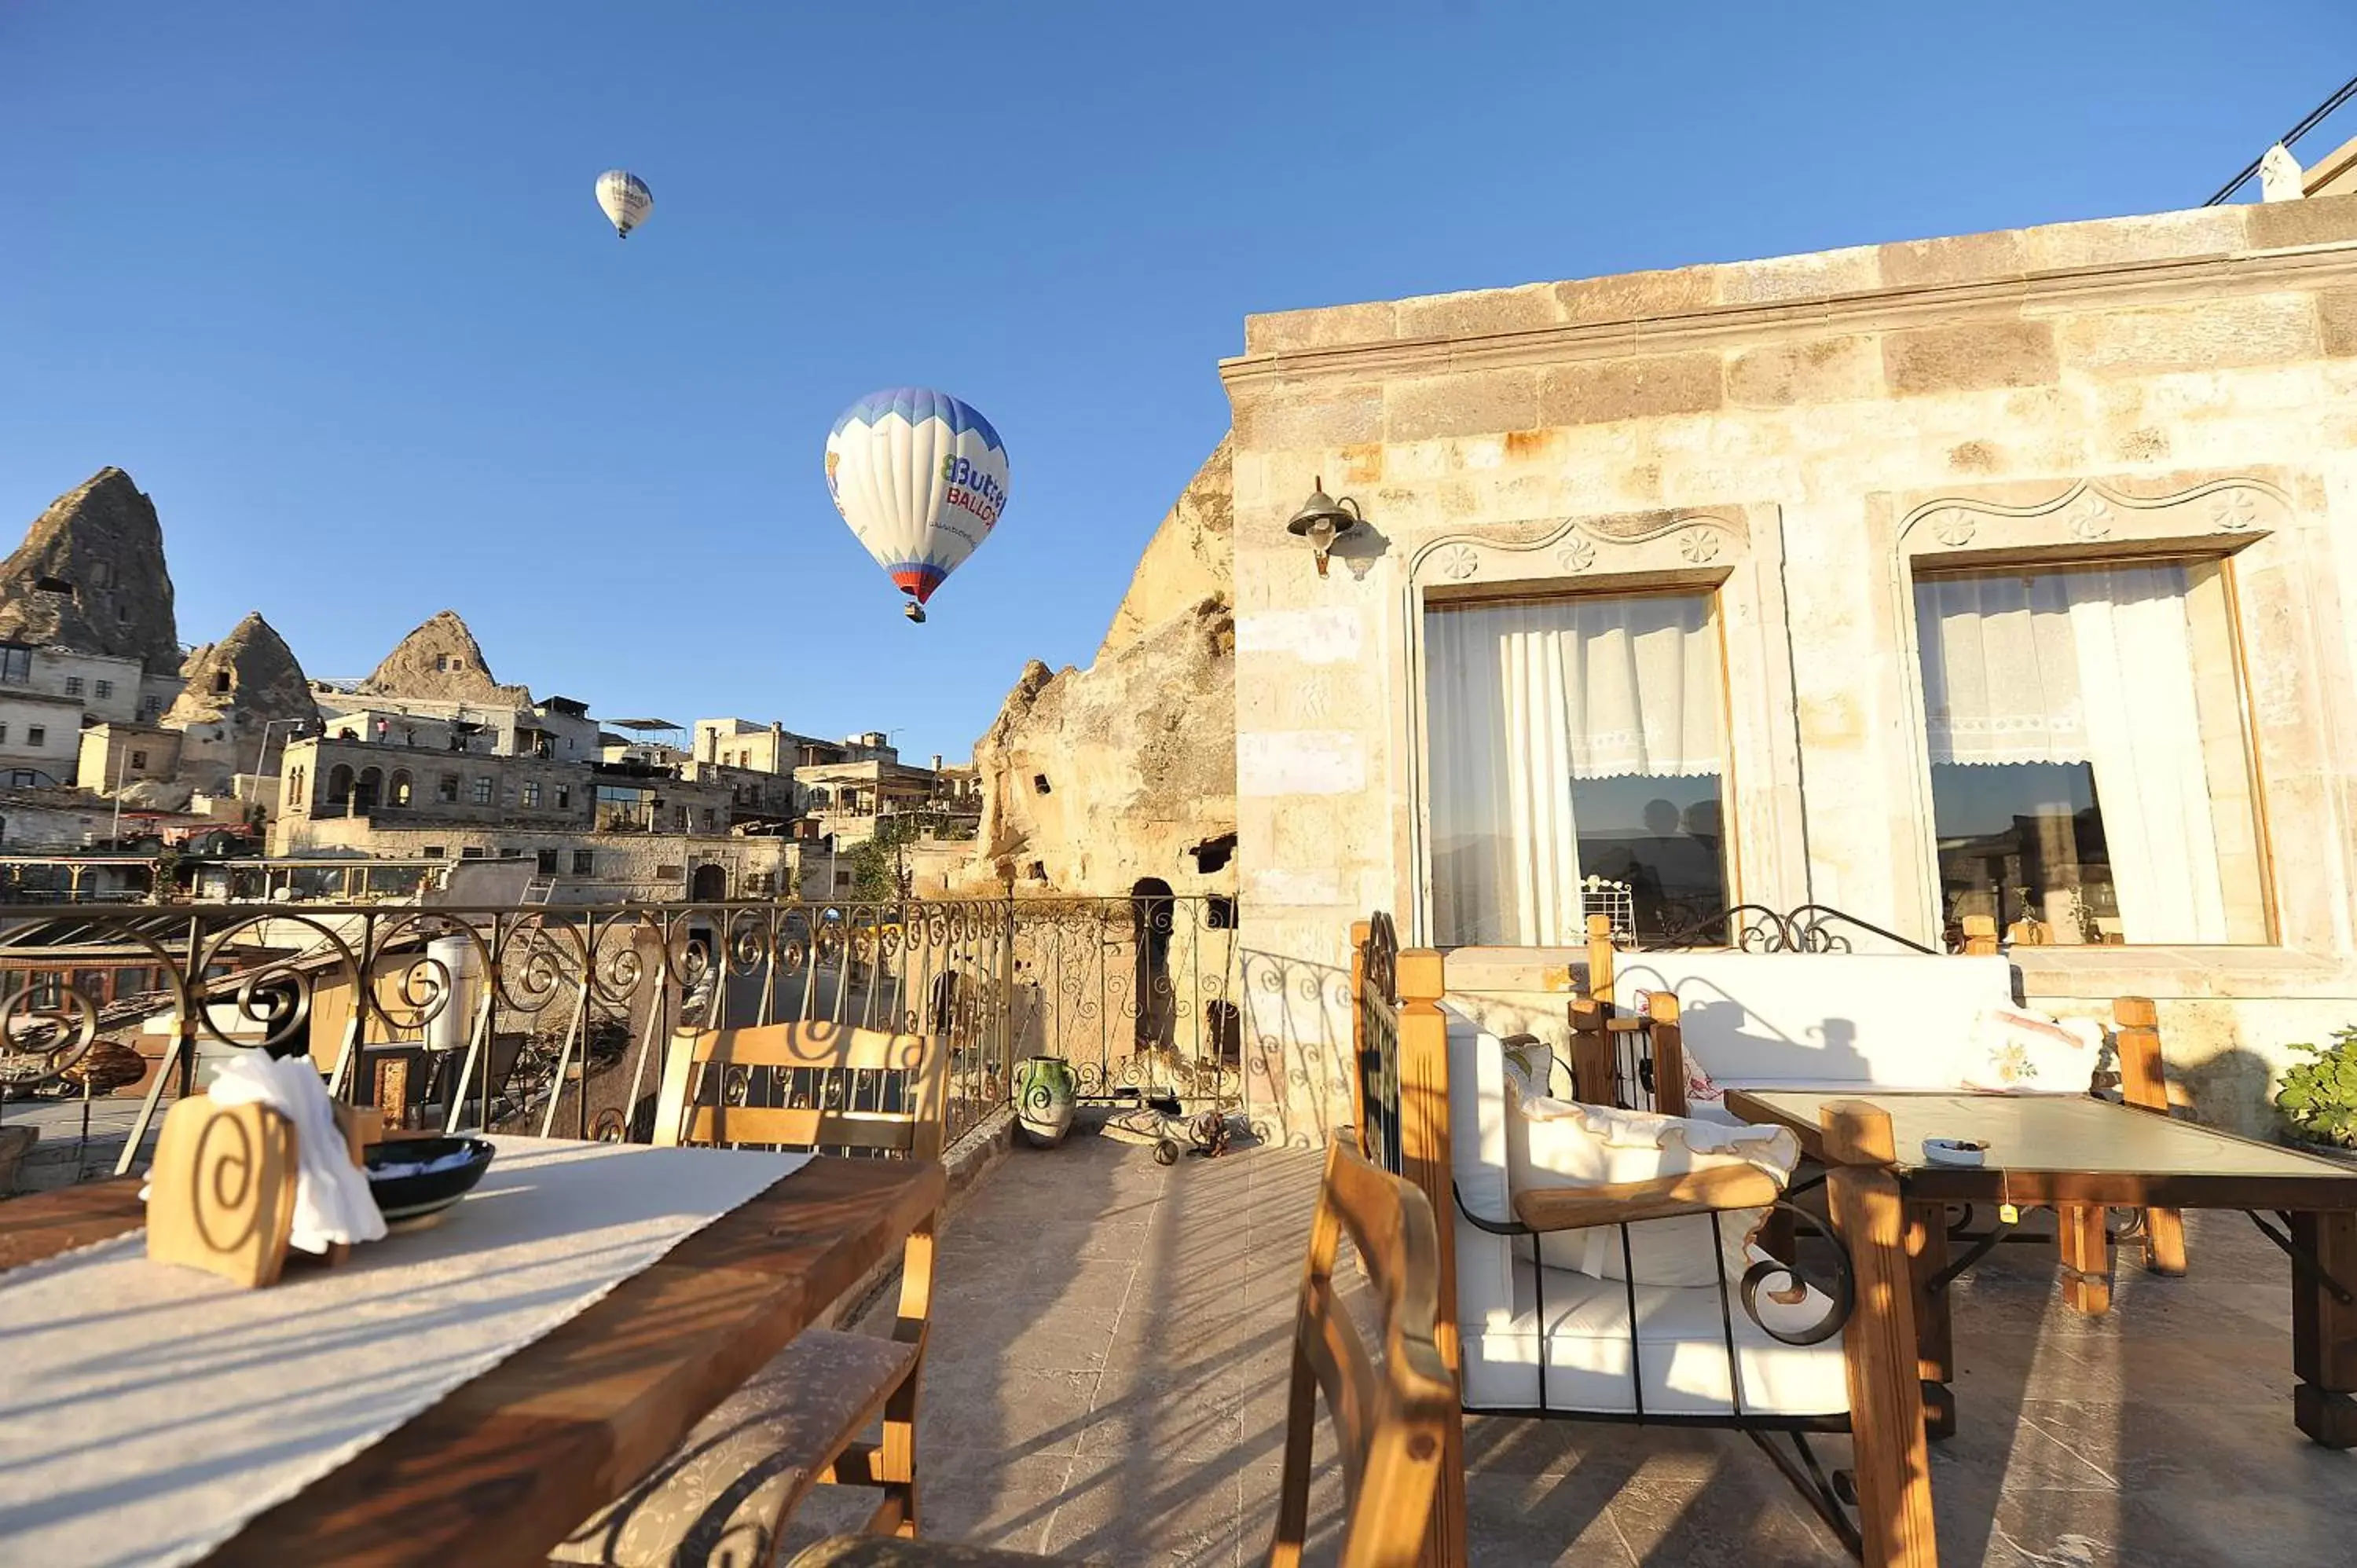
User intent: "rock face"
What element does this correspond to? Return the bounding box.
[1098,437,1232,657]
[962,438,1237,898]
[163,613,320,790]
[361,610,519,702]
[0,468,180,670]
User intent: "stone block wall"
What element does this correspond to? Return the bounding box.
[1223,196,2357,1143]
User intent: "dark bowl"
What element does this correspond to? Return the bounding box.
[362,1136,497,1225]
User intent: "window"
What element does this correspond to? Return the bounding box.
[290,766,304,800]
[702,808,717,830]
[423,845,445,859]
[834,869,852,887]
[438,773,460,802]
[25,727,44,749]
[1424,592,1728,944]
[0,724,9,744]
[471,776,494,805]
[572,848,595,877]
[536,848,558,874]
[64,676,82,696]
[521,781,541,808]
[138,694,159,718]
[91,561,112,588]
[555,785,571,809]
[1915,562,2264,944]
[130,750,147,770]
[9,770,33,787]
[94,680,112,701]
[500,846,522,859]
[461,846,486,859]
[212,670,232,694]
[0,647,27,685]
[435,655,449,672]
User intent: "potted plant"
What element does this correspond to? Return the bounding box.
[2275,1025,2357,1164]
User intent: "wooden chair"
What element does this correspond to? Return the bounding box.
[783,1143,1459,1568]
[553,1020,945,1568]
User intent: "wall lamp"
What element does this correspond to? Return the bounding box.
[1285,477,1362,577]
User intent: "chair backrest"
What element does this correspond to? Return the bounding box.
[1271,1144,1457,1568]
[651,1020,946,1160]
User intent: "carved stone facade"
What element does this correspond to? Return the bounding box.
[1222,193,2357,1144]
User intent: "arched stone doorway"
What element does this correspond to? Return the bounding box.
[355,767,383,813]
[1130,877,1177,1052]
[689,863,728,902]
[327,764,355,814]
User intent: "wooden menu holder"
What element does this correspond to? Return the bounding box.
[146,1094,382,1288]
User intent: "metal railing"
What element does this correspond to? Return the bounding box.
[0,893,1244,1180]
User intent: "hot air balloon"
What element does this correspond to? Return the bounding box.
[595,170,652,238]
[825,388,1008,624]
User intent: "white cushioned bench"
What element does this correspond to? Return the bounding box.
[1444,1002,1848,1418]
[1604,951,2102,1116]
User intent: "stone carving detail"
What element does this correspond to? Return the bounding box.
[1437,545,1479,581]
[1902,476,2287,557]
[2066,494,2113,541]
[2210,489,2260,532]
[1677,529,1721,565]
[1557,538,1596,573]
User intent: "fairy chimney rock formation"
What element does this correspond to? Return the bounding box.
[964,438,1238,897]
[360,610,518,702]
[1098,435,1233,657]
[164,612,321,790]
[0,467,181,670]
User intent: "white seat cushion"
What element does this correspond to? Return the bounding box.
[1462,1257,1849,1417]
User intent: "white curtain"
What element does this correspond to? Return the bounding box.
[1915,566,2226,943]
[1427,596,1723,946]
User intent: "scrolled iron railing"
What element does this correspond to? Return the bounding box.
[0,893,1244,1181]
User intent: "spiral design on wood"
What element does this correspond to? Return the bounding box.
[191,1108,266,1255]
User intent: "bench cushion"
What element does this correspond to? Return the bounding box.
[555,1328,918,1568]
[1610,951,2021,1090]
[1462,1258,1848,1417]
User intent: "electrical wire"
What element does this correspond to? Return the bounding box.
[2206,71,2357,204]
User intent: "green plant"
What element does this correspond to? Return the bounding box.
[2276,1025,2357,1149]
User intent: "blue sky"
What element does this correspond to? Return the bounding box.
[5,3,2354,761]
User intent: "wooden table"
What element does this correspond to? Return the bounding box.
[0,1152,945,1566]
[1726,1087,2357,1449]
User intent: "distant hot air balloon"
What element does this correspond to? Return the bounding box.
[825,388,1008,624]
[595,170,652,238]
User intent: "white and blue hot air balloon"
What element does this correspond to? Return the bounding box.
[825,388,1008,624]
[595,170,653,238]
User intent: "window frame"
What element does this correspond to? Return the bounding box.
[1412,577,1745,951]
[1906,548,2275,948]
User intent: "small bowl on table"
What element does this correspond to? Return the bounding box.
[363,1136,497,1230]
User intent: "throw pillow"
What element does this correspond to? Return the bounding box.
[1504,1087,1799,1285]
[1958,1006,2104,1094]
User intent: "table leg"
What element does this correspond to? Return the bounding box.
[2292,1211,2357,1449]
[1823,1105,1938,1568]
[2057,1203,2112,1316]
[1907,1200,1955,1442]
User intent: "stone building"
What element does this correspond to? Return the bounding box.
[1219,190,2357,1144]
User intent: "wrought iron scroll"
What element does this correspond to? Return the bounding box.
[1355,913,1404,1176]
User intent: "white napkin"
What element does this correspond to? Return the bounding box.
[203,1053,389,1254]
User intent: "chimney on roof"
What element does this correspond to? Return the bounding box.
[932,753,943,772]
